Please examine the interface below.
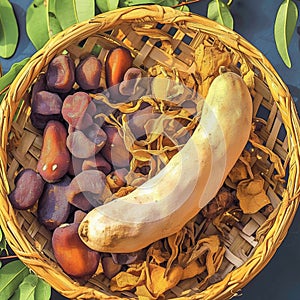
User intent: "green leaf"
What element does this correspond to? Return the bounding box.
[207,0,234,29]
[55,0,95,30]
[160,0,179,6]
[0,58,29,103]
[96,0,119,12]
[75,0,95,22]
[26,1,50,50]
[47,0,63,37]
[34,278,51,300]
[119,0,178,6]
[0,0,19,58]
[55,0,78,29]
[0,260,30,299]
[274,0,298,68]
[0,231,6,253]
[10,274,38,300]
[177,5,190,12]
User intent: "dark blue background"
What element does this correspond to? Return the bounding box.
[1,1,299,299]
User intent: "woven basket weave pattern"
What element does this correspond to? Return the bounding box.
[0,5,299,300]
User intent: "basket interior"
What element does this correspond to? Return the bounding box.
[3,13,294,300]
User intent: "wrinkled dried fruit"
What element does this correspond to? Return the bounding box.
[201,187,235,219]
[30,91,63,129]
[46,54,75,93]
[107,168,128,191]
[37,120,70,182]
[62,91,93,130]
[65,169,107,209]
[52,222,100,278]
[76,55,102,90]
[127,105,160,139]
[101,125,131,168]
[38,176,71,230]
[8,169,45,210]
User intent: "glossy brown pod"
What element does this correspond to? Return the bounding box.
[105,47,133,88]
[37,120,70,182]
[31,74,48,101]
[8,169,45,210]
[76,55,102,90]
[105,47,133,101]
[30,91,63,130]
[38,176,71,230]
[46,54,75,93]
[52,222,100,278]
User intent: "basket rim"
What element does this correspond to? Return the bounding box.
[0,4,299,300]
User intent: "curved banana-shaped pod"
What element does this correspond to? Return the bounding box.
[78,70,253,253]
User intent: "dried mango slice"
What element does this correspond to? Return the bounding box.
[237,175,271,214]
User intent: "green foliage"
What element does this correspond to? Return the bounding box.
[0,227,8,268]
[207,0,233,29]
[10,274,51,300]
[0,58,29,102]
[96,0,119,12]
[55,0,95,30]
[0,0,299,65]
[0,0,298,298]
[0,260,30,299]
[0,260,51,300]
[26,1,49,50]
[0,0,19,58]
[274,0,298,68]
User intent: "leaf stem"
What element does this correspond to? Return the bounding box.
[172,0,203,8]
[227,0,233,5]
[0,255,18,260]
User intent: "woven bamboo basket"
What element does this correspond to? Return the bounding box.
[0,5,299,300]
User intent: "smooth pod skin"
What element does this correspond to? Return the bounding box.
[78,71,253,253]
[75,55,102,90]
[105,47,133,88]
[52,222,100,278]
[37,176,71,230]
[37,120,70,182]
[8,169,45,210]
[46,55,75,93]
[30,91,63,129]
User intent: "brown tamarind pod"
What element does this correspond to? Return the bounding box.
[105,47,133,101]
[37,120,70,182]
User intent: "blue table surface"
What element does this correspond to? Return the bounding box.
[1,1,299,299]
